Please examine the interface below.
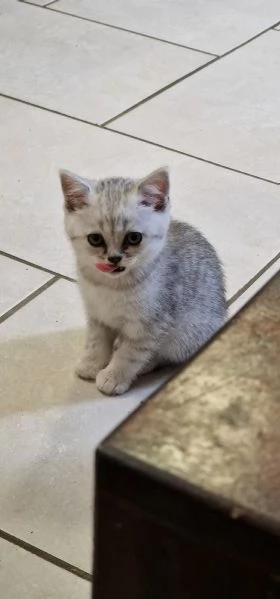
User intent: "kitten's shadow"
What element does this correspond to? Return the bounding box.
[0,327,86,416]
[0,327,174,568]
[0,326,175,417]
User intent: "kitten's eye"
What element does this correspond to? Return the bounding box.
[87,233,104,247]
[125,232,142,246]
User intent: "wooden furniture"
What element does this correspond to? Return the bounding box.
[93,272,280,599]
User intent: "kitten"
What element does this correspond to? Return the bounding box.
[60,167,226,396]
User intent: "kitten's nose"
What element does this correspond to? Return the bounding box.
[108,255,122,265]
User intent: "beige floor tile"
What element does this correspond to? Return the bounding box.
[0,278,171,570]
[0,538,90,599]
[0,1,211,125]
[228,258,280,318]
[0,0,18,11]
[1,96,280,298]
[0,255,51,318]
[52,0,280,55]
[113,31,280,182]
[22,0,53,5]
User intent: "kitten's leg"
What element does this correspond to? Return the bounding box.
[96,336,156,395]
[76,319,113,381]
[140,356,160,375]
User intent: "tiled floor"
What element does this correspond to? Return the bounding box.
[0,0,279,596]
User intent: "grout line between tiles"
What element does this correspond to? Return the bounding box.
[0,249,76,283]
[0,93,278,186]
[101,56,217,127]
[105,126,279,185]
[15,2,280,131]
[0,528,92,582]
[19,0,280,40]
[0,91,101,126]
[36,2,217,56]
[101,18,280,127]
[19,0,59,5]
[45,0,60,6]
[0,275,59,325]
[18,0,280,61]
[18,0,215,55]
[227,252,280,306]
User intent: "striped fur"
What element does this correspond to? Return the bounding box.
[60,168,226,395]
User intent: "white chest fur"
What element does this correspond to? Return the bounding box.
[80,277,144,331]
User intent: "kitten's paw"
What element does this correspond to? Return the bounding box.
[75,359,101,381]
[96,367,130,396]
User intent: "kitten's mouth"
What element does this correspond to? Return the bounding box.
[111,266,125,274]
[95,263,126,274]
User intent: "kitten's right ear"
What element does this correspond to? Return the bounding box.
[59,170,91,212]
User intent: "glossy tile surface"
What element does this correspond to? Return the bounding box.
[0,255,51,318]
[0,0,211,124]
[228,258,280,318]
[21,0,52,5]
[53,0,280,54]
[0,538,90,599]
[113,32,280,181]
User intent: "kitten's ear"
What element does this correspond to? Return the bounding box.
[138,167,169,212]
[59,170,91,212]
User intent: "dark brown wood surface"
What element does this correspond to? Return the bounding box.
[93,272,280,599]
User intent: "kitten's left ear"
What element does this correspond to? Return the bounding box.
[138,167,169,212]
[59,169,91,212]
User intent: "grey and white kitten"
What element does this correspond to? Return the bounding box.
[60,167,226,396]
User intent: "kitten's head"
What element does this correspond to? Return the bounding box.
[59,167,170,286]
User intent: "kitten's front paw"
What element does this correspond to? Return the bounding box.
[96,367,130,396]
[75,358,101,381]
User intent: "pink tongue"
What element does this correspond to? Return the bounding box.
[95,263,116,273]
